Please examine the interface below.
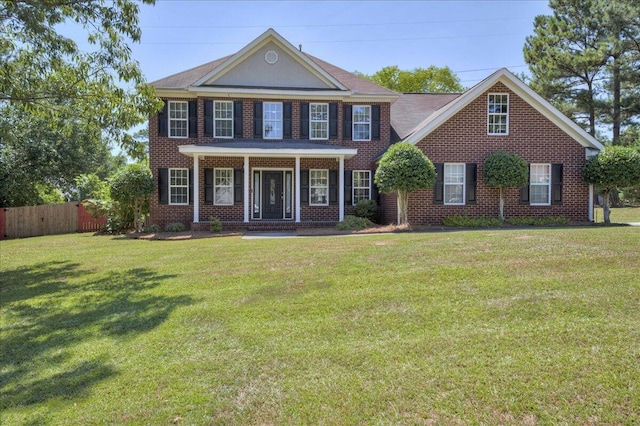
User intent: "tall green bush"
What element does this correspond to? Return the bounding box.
[484,151,528,220]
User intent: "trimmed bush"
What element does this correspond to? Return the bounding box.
[209,217,223,233]
[147,224,161,233]
[442,215,502,228]
[165,222,186,232]
[353,199,378,222]
[336,215,374,231]
[506,216,569,226]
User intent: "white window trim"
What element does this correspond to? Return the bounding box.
[310,103,329,140]
[263,101,283,140]
[530,163,551,206]
[487,93,509,136]
[169,168,189,205]
[214,100,233,139]
[214,168,234,206]
[168,101,188,139]
[309,169,329,206]
[444,163,466,206]
[352,170,371,205]
[352,105,371,142]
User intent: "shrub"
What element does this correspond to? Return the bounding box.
[353,199,378,222]
[165,222,186,232]
[506,216,569,226]
[441,215,502,228]
[336,215,373,231]
[147,224,161,233]
[209,217,223,233]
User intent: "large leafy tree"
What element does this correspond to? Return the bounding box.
[374,142,436,226]
[356,65,464,93]
[483,151,528,221]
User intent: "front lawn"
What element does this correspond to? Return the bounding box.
[594,206,640,223]
[1,228,639,424]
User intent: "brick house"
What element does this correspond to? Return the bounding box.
[149,28,603,229]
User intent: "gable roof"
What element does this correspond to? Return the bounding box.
[391,93,461,142]
[403,68,604,150]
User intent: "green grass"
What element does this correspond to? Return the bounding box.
[594,206,640,223]
[1,228,639,425]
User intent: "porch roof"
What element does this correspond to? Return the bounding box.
[178,140,358,159]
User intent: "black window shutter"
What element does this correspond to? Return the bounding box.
[158,100,168,137]
[204,168,213,204]
[465,163,477,205]
[520,165,531,205]
[234,101,243,138]
[551,163,563,205]
[234,168,243,205]
[189,168,194,205]
[283,102,292,139]
[434,163,444,204]
[300,102,309,139]
[188,100,197,138]
[158,168,168,204]
[300,170,309,204]
[329,170,338,205]
[329,103,338,139]
[253,102,263,139]
[343,105,352,140]
[204,100,213,137]
[371,172,379,204]
[344,170,352,205]
[371,105,381,140]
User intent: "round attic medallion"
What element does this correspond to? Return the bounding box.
[265,50,279,64]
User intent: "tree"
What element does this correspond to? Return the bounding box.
[483,151,529,220]
[109,164,154,232]
[583,145,640,223]
[374,142,436,226]
[355,65,464,93]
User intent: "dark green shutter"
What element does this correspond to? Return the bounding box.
[158,101,167,137]
[234,169,243,205]
[371,173,379,204]
[329,103,338,139]
[520,165,530,205]
[204,100,213,137]
[551,164,563,205]
[300,102,309,139]
[300,170,309,204]
[253,102,262,139]
[329,170,338,205]
[188,100,197,138]
[343,105,352,140]
[234,101,243,138]
[158,168,168,204]
[465,163,477,205]
[371,105,381,140]
[434,163,444,204]
[283,102,292,139]
[188,168,194,205]
[204,169,213,204]
[344,170,352,205]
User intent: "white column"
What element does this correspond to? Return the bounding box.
[193,155,200,223]
[588,184,594,222]
[244,155,250,223]
[295,156,301,223]
[338,156,344,222]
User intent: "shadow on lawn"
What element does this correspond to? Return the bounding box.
[0,261,192,409]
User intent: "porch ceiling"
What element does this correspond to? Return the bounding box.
[178,140,358,158]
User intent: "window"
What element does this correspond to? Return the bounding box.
[488,94,509,135]
[310,103,329,140]
[530,164,551,205]
[309,169,328,205]
[169,168,188,205]
[169,101,188,138]
[444,164,465,205]
[353,171,371,204]
[214,168,233,205]
[353,105,371,141]
[214,101,233,138]
[263,102,283,139]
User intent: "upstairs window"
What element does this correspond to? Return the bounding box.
[263,102,283,139]
[309,169,329,205]
[169,101,188,138]
[310,103,329,140]
[444,163,465,205]
[488,94,509,135]
[214,101,233,138]
[353,105,371,141]
[169,168,189,205]
[353,171,371,204]
[530,164,551,205]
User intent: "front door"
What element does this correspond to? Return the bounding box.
[262,171,283,219]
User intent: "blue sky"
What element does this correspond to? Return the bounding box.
[126,0,551,88]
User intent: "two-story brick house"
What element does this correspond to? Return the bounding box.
[149,28,603,229]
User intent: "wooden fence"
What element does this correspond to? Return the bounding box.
[0,202,106,240]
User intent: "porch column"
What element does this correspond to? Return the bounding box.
[244,155,250,223]
[588,184,594,222]
[193,154,200,223]
[295,156,301,223]
[338,156,344,221]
